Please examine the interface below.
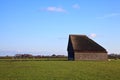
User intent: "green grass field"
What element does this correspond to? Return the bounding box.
[0,60,120,80]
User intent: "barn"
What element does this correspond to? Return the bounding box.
[67,35,108,60]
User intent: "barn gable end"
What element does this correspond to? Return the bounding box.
[67,35,108,60]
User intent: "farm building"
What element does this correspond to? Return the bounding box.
[67,35,108,60]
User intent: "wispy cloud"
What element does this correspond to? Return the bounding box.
[97,13,120,19]
[72,4,80,9]
[89,33,97,38]
[41,6,66,13]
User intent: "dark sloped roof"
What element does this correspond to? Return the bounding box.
[68,35,107,53]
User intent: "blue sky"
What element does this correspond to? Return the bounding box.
[0,0,120,56]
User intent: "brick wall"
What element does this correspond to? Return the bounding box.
[74,52,108,60]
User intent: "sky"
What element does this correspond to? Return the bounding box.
[0,0,120,56]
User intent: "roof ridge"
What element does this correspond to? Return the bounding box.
[69,34,87,37]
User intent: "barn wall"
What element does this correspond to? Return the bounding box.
[68,51,74,60]
[74,53,108,60]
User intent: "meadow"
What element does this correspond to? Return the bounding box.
[0,59,120,80]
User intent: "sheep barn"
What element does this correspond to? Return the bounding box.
[67,35,108,61]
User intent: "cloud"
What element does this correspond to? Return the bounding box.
[72,4,80,9]
[42,6,66,13]
[97,13,120,19]
[89,33,97,38]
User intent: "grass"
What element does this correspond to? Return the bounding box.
[0,59,120,80]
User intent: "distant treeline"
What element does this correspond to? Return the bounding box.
[108,53,120,59]
[0,54,67,59]
[14,54,67,59]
